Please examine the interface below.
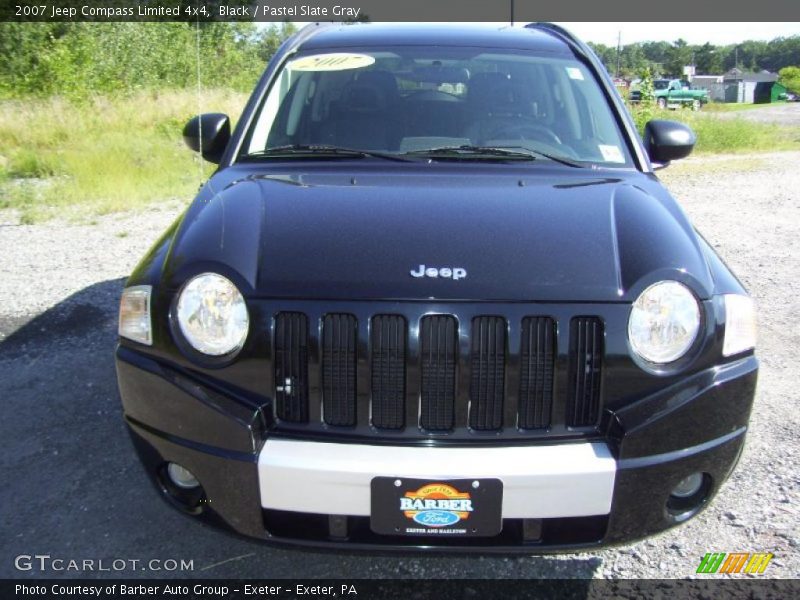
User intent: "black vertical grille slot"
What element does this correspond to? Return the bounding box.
[322,313,357,426]
[274,312,309,423]
[371,315,407,430]
[469,316,506,430]
[420,315,458,431]
[518,317,556,429]
[567,317,604,427]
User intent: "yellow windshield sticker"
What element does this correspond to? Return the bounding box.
[290,53,376,72]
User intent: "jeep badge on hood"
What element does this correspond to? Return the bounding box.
[410,265,467,280]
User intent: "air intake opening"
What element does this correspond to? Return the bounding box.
[567,317,603,427]
[420,315,458,431]
[469,316,506,431]
[322,313,358,426]
[519,316,556,429]
[274,312,310,423]
[371,315,407,430]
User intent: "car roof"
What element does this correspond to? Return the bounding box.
[298,22,573,55]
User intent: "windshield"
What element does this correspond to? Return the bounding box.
[654,80,670,90]
[241,46,633,167]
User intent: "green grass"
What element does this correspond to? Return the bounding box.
[0,89,247,222]
[701,102,783,113]
[1,91,798,223]
[685,113,799,154]
[629,105,800,154]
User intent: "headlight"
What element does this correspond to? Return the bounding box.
[628,281,701,364]
[176,273,249,356]
[119,285,152,345]
[723,294,756,357]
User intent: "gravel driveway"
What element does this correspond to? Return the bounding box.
[713,102,800,126]
[0,152,798,580]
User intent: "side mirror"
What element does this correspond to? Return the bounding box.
[182,113,231,164]
[643,119,696,166]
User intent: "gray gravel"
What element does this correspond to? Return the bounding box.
[713,102,800,126]
[0,152,798,580]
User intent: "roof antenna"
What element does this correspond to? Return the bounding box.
[195,18,203,186]
[510,0,514,26]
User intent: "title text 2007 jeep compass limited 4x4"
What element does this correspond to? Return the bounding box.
[116,23,758,551]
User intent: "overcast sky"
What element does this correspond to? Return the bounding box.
[555,22,800,46]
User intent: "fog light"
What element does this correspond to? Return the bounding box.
[671,472,704,498]
[167,463,199,489]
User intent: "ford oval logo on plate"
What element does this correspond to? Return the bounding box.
[412,510,461,527]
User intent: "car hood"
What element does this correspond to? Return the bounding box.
[166,167,714,302]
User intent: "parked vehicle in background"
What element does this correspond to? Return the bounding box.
[630,79,710,110]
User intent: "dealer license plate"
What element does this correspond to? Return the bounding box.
[370,477,503,537]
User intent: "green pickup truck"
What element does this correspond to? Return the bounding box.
[631,79,710,110]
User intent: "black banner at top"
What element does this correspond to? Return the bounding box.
[2,0,800,22]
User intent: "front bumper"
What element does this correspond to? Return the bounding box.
[259,439,616,519]
[117,345,757,551]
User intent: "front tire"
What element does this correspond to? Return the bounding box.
[657,97,667,109]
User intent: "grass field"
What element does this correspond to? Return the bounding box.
[663,110,799,154]
[629,103,800,154]
[701,102,781,113]
[1,90,798,223]
[0,90,247,223]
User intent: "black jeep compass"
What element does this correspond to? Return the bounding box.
[116,22,758,551]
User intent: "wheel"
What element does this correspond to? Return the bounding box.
[691,99,701,111]
[657,97,667,109]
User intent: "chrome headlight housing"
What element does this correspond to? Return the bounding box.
[628,281,701,364]
[176,273,249,356]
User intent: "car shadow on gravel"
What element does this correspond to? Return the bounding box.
[0,279,604,580]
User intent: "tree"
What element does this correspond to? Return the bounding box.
[620,43,646,78]
[257,22,297,64]
[666,39,693,78]
[779,66,800,94]
[587,42,616,74]
[640,40,670,63]
[628,67,656,134]
[0,22,298,98]
[694,42,723,74]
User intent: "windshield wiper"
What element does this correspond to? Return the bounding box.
[403,145,537,161]
[508,147,590,169]
[241,144,414,162]
[404,145,588,168]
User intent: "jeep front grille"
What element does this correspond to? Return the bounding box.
[271,309,604,438]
